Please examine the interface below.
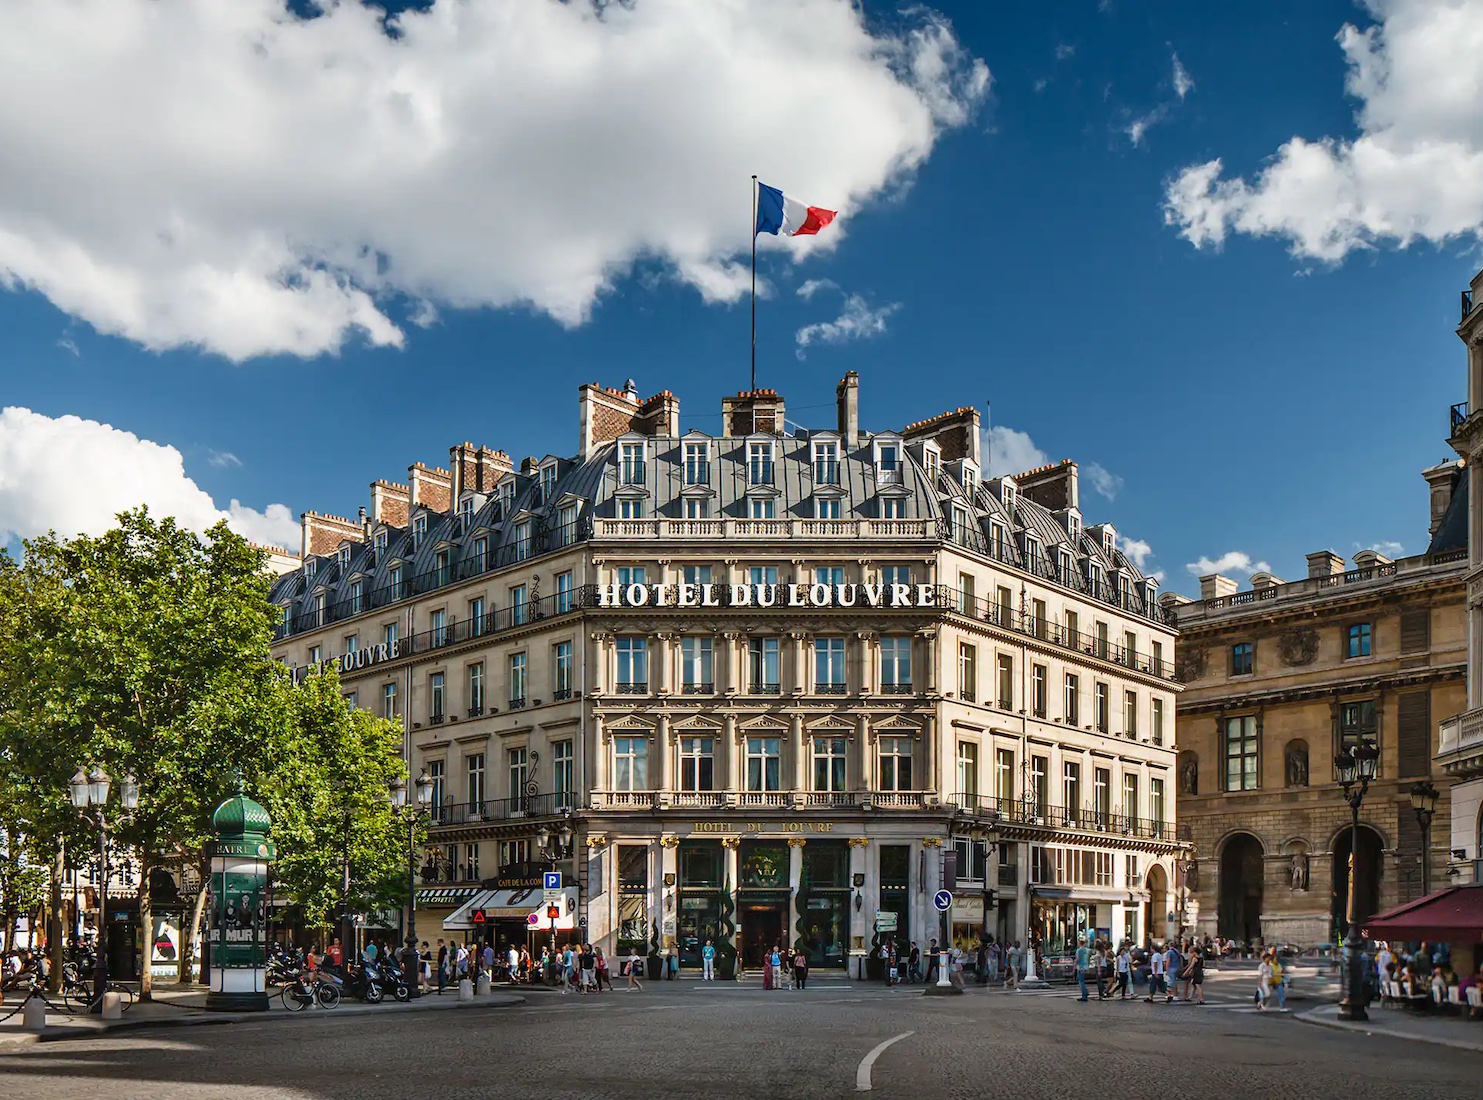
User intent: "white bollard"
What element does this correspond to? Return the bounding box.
[475,973,491,996]
[101,992,123,1020]
[457,978,473,1002]
[22,998,47,1031]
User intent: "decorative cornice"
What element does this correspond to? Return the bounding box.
[786,837,808,848]
[847,837,871,848]
[921,836,944,848]
[586,834,608,848]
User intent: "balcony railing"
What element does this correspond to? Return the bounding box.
[1452,401,1470,437]
[432,791,576,827]
[670,792,727,809]
[815,682,847,695]
[750,682,782,695]
[591,517,932,541]
[737,791,791,808]
[681,682,715,695]
[1438,708,1483,759]
[881,682,913,695]
[587,789,936,811]
[1463,288,1476,322]
[616,682,648,694]
[950,792,1177,842]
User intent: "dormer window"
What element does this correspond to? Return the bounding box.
[433,547,451,586]
[878,442,899,473]
[558,503,579,544]
[1087,561,1105,597]
[471,535,489,571]
[951,504,970,545]
[514,520,533,561]
[748,497,776,520]
[412,513,427,550]
[1067,511,1081,542]
[1003,483,1017,514]
[303,558,317,581]
[1023,532,1041,570]
[923,447,940,483]
[961,463,977,496]
[539,463,558,502]
[1058,547,1074,583]
[349,579,365,615]
[373,529,388,555]
[619,441,646,486]
[336,545,351,572]
[457,496,474,530]
[618,499,644,520]
[817,498,841,519]
[1101,525,1117,556]
[989,522,1007,560]
[683,441,710,486]
[813,440,840,485]
[748,441,774,486]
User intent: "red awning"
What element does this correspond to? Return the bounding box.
[1362,885,1483,942]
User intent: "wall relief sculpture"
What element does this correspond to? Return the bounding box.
[1278,626,1319,667]
[1175,647,1207,682]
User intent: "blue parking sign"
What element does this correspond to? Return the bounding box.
[543,871,563,891]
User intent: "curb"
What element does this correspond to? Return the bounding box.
[1294,1006,1483,1054]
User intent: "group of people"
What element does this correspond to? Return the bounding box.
[1374,940,1482,1005]
[758,944,811,989]
[879,937,1030,987]
[1073,937,1209,1005]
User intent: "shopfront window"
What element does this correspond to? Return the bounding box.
[617,845,649,956]
[798,842,849,968]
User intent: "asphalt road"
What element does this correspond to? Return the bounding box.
[1,980,1478,1100]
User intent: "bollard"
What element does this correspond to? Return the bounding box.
[475,973,491,996]
[22,998,46,1032]
[101,992,123,1020]
[457,978,473,1002]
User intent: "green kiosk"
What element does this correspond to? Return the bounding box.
[204,783,276,1012]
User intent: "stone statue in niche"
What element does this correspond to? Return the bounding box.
[1290,851,1309,891]
[1185,861,1200,892]
[1285,743,1309,788]
[1179,756,1198,796]
[1176,647,1207,682]
[1278,627,1320,667]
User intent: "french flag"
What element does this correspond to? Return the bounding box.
[755,181,837,237]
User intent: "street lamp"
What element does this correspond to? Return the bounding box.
[1334,740,1380,1022]
[1176,850,1197,940]
[1409,781,1439,897]
[69,765,139,1012]
[968,824,1001,947]
[390,771,435,999]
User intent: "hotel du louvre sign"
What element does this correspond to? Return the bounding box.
[597,581,942,610]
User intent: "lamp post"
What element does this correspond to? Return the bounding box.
[536,814,575,955]
[69,766,139,1012]
[1334,741,1380,1022]
[1176,850,1197,939]
[1409,781,1439,897]
[390,771,435,999]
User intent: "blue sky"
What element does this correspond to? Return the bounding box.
[1,0,1479,594]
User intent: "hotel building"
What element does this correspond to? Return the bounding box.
[268,373,1181,972]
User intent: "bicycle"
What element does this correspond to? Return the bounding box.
[280,970,341,1012]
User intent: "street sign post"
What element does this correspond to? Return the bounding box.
[933,890,953,913]
[873,910,897,932]
[543,870,563,908]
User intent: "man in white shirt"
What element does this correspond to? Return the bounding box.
[1377,942,1395,986]
[507,944,519,981]
[1145,943,1166,1003]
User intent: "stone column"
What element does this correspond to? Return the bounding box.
[919,628,938,694]
[856,714,871,791]
[787,838,807,948]
[655,715,671,794]
[922,715,937,793]
[655,631,675,695]
[659,837,679,953]
[790,631,808,695]
[848,837,870,968]
[791,714,806,793]
[656,557,672,588]
[724,714,740,797]
[590,632,611,695]
[592,715,608,800]
[856,630,876,696]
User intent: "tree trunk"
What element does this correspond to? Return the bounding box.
[47,846,64,992]
[178,852,210,987]
[2,905,14,953]
[138,852,154,1001]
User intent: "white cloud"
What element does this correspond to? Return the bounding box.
[1125,104,1171,147]
[795,293,899,356]
[1119,536,1165,582]
[796,278,838,300]
[57,334,79,357]
[207,449,242,469]
[0,1,989,361]
[1084,461,1124,500]
[1165,0,1483,260]
[1055,43,1076,61]
[1186,550,1271,577]
[1172,52,1194,100]
[0,406,296,549]
[983,425,1049,478]
[1360,539,1405,556]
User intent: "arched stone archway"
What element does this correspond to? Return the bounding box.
[1332,825,1384,939]
[1218,832,1264,945]
[1145,864,1168,945]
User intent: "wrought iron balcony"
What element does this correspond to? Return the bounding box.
[616,682,648,694]
[1463,288,1476,322]
[552,686,574,701]
[508,696,527,710]
[881,682,913,695]
[681,682,715,695]
[1452,401,1470,437]
[815,683,848,695]
[750,682,782,695]
[950,792,1177,843]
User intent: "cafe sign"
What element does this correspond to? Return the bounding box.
[598,581,940,610]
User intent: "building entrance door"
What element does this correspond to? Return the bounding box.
[741,903,785,968]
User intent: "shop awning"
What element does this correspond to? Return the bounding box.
[415,885,482,907]
[443,887,578,932]
[1362,884,1483,942]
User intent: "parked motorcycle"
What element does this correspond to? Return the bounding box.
[340,960,385,1004]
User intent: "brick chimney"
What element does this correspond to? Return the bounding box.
[634,390,680,437]
[836,371,860,442]
[408,463,453,513]
[449,443,514,500]
[300,511,364,559]
[1422,459,1463,539]
[370,480,410,527]
[902,406,981,467]
[1199,574,1238,601]
[721,388,786,437]
[1012,459,1079,512]
[1305,550,1345,579]
[578,381,678,455]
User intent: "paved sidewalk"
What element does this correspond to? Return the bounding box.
[1297,1002,1483,1052]
[0,985,523,1050]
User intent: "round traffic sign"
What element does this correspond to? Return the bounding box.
[527,913,540,926]
[933,890,952,912]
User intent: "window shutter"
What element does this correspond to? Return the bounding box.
[1395,807,1425,903]
[1400,608,1430,654]
[1396,690,1431,777]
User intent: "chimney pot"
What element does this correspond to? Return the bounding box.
[1199,574,1238,600]
[1305,550,1345,579]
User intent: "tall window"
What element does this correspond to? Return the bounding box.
[956,742,979,799]
[1124,690,1138,738]
[880,564,911,588]
[749,565,777,586]
[1094,683,1109,733]
[814,441,840,484]
[680,737,715,792]
[618,565,647,586]
[553,740,574,808]
[877,442,899,473]
[1062,762,1081,821]
[1150,778,1166,827]
[749,637,780,692]
[683,565,713,585]
[389,564,404,597]
[815,636,847,692]
[469,596,486,636]
[995,748,1014,804]
[1030,756,1048,814]
[1031,665,1047,718]
[618,499,644,520]
[813,737,847,792]
[1064,610,1079,645]
[1094,767,1111,824]
[1231,642,1254,675]
[958,643,977,703]
[1095,621,1110,660]
[616,636,647,691]
[557,505,577,544]
[430,672,445,721]
[748,442,774,485]
[620,441,645,485]
[681,636,714,693]
[350,579,365,615]
[466,752,485,808]
[1339,700,1378,751]
[430,608,448,647]
[1122,773,1139,821]
[508,652,527,707]
[957,572,976,614]
[614,736,648,791]
[683,498,708,520]
[996,586,1012,625]
[746,737,782,791]
[553,641,573,699]
[540,463,558,502]
[384,621,398,650]
[748,497,776,520]
[556,571,574,614]
[683,442,709,485]
[1064,673,1080,725]
[433,548,451,586]
[1031,598,1047,639]
[508,747,528,804]
[1224,715,1258,791]
[1151,639,1164,674]
[514,520,532,561]
[997,654,1014,710]
[881,636,912,692]
[468,661,485,714]
[382,682,397,720]
[427,759,444,813]
[344,633,358,655]
[1152,698,1165,746]
[815,565,845,585]
[878,736,913,791]
[412,513,427,549]
[510,584,528,626]
[881,497,906,519]
[1347,623,1372,659]
[1123,630,1138,667]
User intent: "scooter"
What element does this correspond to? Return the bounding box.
[340,960,385,1004]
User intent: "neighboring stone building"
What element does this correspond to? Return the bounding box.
[270,373,1182,971]
[1164,474,1468,948]
[1440,266,1483,887]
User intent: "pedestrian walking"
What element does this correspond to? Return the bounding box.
[1075,936,1092,1002]
[908,942,921,984]
[1145,942,1166,1003]
[595,947,611,992]
[667,945,679,982]
[1268,950,1287,1010]
[436,939,448,993]
[793,947,809,990]
[1187,946,1206,1005]
[926,938,939,982]
[701,939,716,981]
[1163,941,1183,1003]
[626,947,643,991]
[771,946,785,990]
[1255,952,1273,1010]
[1006,941,1021,990]
[1111,944,1131,999]
[580,943,596,993]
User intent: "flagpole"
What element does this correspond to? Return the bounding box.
[751,174,758,393]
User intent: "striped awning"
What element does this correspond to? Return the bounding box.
[416,885,482,907]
